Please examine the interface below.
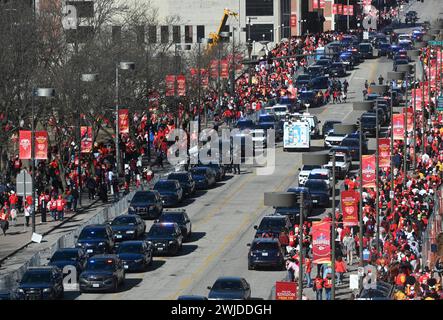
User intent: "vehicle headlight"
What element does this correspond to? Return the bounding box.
[146,241,152,244]
[169,240,175,244]
[43,288,52,293]
[76,243,83,247]
[18,289,24,293]
[98,242,106,246]
[126,230,135,234]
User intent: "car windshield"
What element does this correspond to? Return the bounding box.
[236,121,254,129]
[212,280,243,291]
[148,225,175,237]
[305,180,328,191]
[273,107,287,113]
[324,121,340,131]
[158,213,185,224]
[259,116,275,123]
[154,181,177,190]
[297,75,311,81]
[361,116,376,124]
[78,228,107,240]
[359,44,371,51]
[111,216,137,226]
[51,251,78,262]
[258,218,285,231]
[131,192,155,202]
[85,259,116,271]
[191,168,207,175]
[302,165,320,171]
[335,156,346,163]
[341,139,359,147]
[168,174,189,182]
[117,243,144,254]
[252,242,279,251]
[315,60,329,65]
[21,271,52,284]
[332,63,343,68]
[309,173,328,180]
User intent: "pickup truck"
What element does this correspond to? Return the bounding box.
[322,152,351,179]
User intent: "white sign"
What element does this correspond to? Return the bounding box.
[349,274,360,290]
[16,170,32,197]
[357,267,364,277]
[363,31,369,40]
[31,233,43,243]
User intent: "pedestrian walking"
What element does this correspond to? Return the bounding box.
[323,273,333,300]
[335,256,347,285]
[304,256,313,288]
[71,187,79,212]
[56,195,65,221]
[24,203,32,227]
[49,197,57,221]
[112,177,120,203]
[0,206,10,236]
[313,274,324,300]
[86,176,96,200]
[343,233,355,265]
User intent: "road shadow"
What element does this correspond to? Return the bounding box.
[63,290,82,300]
[175,244,198,257]
[187,232,206,243]
[148,259,166,272]
[190,190,208,198]
[251,266,285,272]
[117,278,143,293]
[178,197,196,207]
[221,175,234,182]
[211,182,226,189]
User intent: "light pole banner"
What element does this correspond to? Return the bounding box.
[312,221,331,264]
[35,131,48,160]
[210,60,219,79]
[412,88,422,111]
[80,126,93,153]
[341,190,359,226]
[177,75,186,96]
[312,0,319,10]
[348,5,354,16]
[393,113,405,140]
[332,4,338,15]
[378,138,391,169]
[275,281,297,300]
[201,69,209,89]
[220,59,229,79]
[337,4,343,15]
[165,75,175,97]
[319,0,325,9]
[19,130,32,160]
[361,154,376,188]
[343,5,349,16]
[118,109,129,134]
[403,107,413,132]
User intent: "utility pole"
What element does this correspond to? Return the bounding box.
[197,41,202,132]
[375,103,380,256]
[331,150,336,300]
[403,73,408,187]
[390,82,395,217]
[231,27,236,95]
[421,70,425,154]
[412,68,417,171]
[298,191,304,300]
[359,119,364,268]
[218,43,222,114]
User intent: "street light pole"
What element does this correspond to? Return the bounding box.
[359,119,363,267]
[298,191,304,300]
[331,150,336,300]
[375,103,380,256]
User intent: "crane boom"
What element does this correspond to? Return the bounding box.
[208,8,238,50]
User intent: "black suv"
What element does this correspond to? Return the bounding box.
[17,266,64,300]
[79,255,125,293]
[128,190,163,219]
[167,172,196,197]
[75,224,115,256]
[247,238,285,270]
[145,222,184,255]
[157,209,192,241]
[47,248,87,276]
[254,215,292,239]
[110,214,146,244]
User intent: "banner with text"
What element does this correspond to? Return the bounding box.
[220,59,229,79]
[341,190,359,226]
[312,221,331,264]
[361,154,376,188]
[81,126,93,153]
[378,138,391,169]
[275,281,297,300]
[165,75,175,97]
[19,130,32,160]
[118,109,129,134]
[210,60,219,79]
[177,75,186,96]
[35,131,48,160]
[393,113,405,140]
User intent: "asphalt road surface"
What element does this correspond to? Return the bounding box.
[71,0,441,300]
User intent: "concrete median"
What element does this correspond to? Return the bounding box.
[353,101,374,111]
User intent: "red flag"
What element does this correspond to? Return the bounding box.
[19,130,32,160]
[176,75,186,96]
[393,113,405,140]
[378,138,391,169]
[118,109,129,134]
[312,0,319,10]
[341,190,359,226]
[361,155,376,188]
[34,131,48,160]
[312,221,331,264]
[290,14,297,27]
[201,69,209,89]
[80,126,93,153]
[165,75,175,97]
[275,282,297,300]
[220,59,229,79]
[210,60,219,79]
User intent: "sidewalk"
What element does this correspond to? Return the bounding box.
[0,163,174,266]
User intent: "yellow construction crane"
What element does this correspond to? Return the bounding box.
[208,8,238,50]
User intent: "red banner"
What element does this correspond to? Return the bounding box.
[341,190,359,226]
[290,14,297,27]
[337,4,343,15]
[361,155,376,188]
[165,75,175,97]
[275,281,297,300]
[411,88,422,111]
[393,113,405,140]
[34,131,48,160]
[210,60,219,79]
[312,221,331,264]
[348,5,354,16]
[319,0,325,9]
[312,0,319,10]
[118,109,129,134]
[220,59,229,79]
[343,5,349,16]
[201,69,209,89]
[176,75,186,96]
[332,4,338,15]
[81,126,93,153]
[403,107,413,132]
[19,130,32,160]
[378,138,391,169]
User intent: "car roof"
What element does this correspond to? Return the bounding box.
[118,240,146,245]
[114,214,137,219]
[310,168,329,174]
[306,179,328,185]
[88,254,119,260]
[169,171,189,175]
[152,222,178,227]
[252,238,280,244]
[83,224,107,229]
[55,248,81,253]
[214,276,245,282]
[261,215,287,220]
[161,210,186,216]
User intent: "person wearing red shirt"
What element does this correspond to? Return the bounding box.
[9,191,18,210]
[0,205,10,236]
[313,274,324,300]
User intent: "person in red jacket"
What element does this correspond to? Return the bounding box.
[313,274,324,300]
[56,195,65,221]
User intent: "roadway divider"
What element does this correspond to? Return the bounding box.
[353,101,374,111]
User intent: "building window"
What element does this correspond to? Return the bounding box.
[112,26,121,44]
[148,25,157,43]
[246,0,273,16]
[249,23,273,42]
[161,26,169,43]
[196,25,205,43]
[136,26,144,45]
[173,25,180,43]
[185,25,193,43]
[281,0,291,39]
